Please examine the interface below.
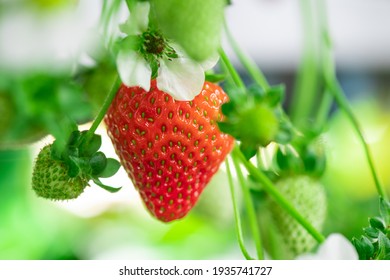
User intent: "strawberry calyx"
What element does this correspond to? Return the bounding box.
[218,84,294,159]
[274,134,326,178]
[51,130,121,193]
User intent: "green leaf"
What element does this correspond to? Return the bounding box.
[369,217,386,232]
[376,232,390,260]
[274,125,293,145]
[353,236,375,260]
[265,85,285,107]
[92,177,122,193]
[89,152,107,175]
[363,227,379,239]
[98,158,121,178]
[79,132,102,157]
[275,147,302,174]
[379,197,390,225]
[239,143,257,160]
[67,158,80,178]
[217,121,237,137]
[67,130,82,147]
[221,102,236,118]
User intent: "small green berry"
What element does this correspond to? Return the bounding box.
[32,145,88,200]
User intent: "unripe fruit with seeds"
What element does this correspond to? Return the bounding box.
[264,176,327,259]
[32,145,89,200]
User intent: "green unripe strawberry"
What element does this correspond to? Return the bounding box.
[32,145,89,200]
[264,176,327,259]
[237,104,279,147]
[150,0,226,61]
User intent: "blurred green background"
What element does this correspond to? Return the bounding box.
[1,0,390,260]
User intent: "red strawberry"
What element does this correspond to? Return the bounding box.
[105,80,234,222]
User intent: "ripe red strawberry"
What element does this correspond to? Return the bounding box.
[105,80,234,222]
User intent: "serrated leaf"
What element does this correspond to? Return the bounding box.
[89,152,107,175]
[92,177,122,193]
[352,237,367,260]
[361,235,375,259]
[98,158,121,178]
[363,227,379,239]
[369,217,385,231]
[376,232,390,260]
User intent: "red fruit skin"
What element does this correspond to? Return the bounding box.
[105,80,234,222]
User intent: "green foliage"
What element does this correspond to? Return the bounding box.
[150,0,226,61]
[0,72,92,149]
[352,198,390,260]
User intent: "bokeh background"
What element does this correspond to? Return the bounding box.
[1,0,390,259]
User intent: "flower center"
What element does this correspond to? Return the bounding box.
[142,30,166,56]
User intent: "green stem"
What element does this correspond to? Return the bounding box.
[326,80,388,200]
[290,0,320,127]
[232,146,326,243]
[225,159,254,260]
[84,76,120,143]
[224,21,269,91]
[231,153,264,260]
[218,48,246,91]
[318,0,388,201]
[314,88,333,132]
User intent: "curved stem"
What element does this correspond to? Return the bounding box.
[231,154,264,260]
[224,21,269,91]
[326,80,388,200]
[84,76,120,143]
[232,146,326,243]
[225,159,254,260]
[318,0,388,201]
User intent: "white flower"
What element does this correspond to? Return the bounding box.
[296,233,359,260]
[116,2,218,101]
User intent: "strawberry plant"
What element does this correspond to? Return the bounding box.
[0,0,389,261]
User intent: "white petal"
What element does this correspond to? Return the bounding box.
[119,2,149,35]
[296,233,359,260]
[117,50,151,91]
[157,58,205,101]
[199,52,220,70]
[170,42,219,71]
